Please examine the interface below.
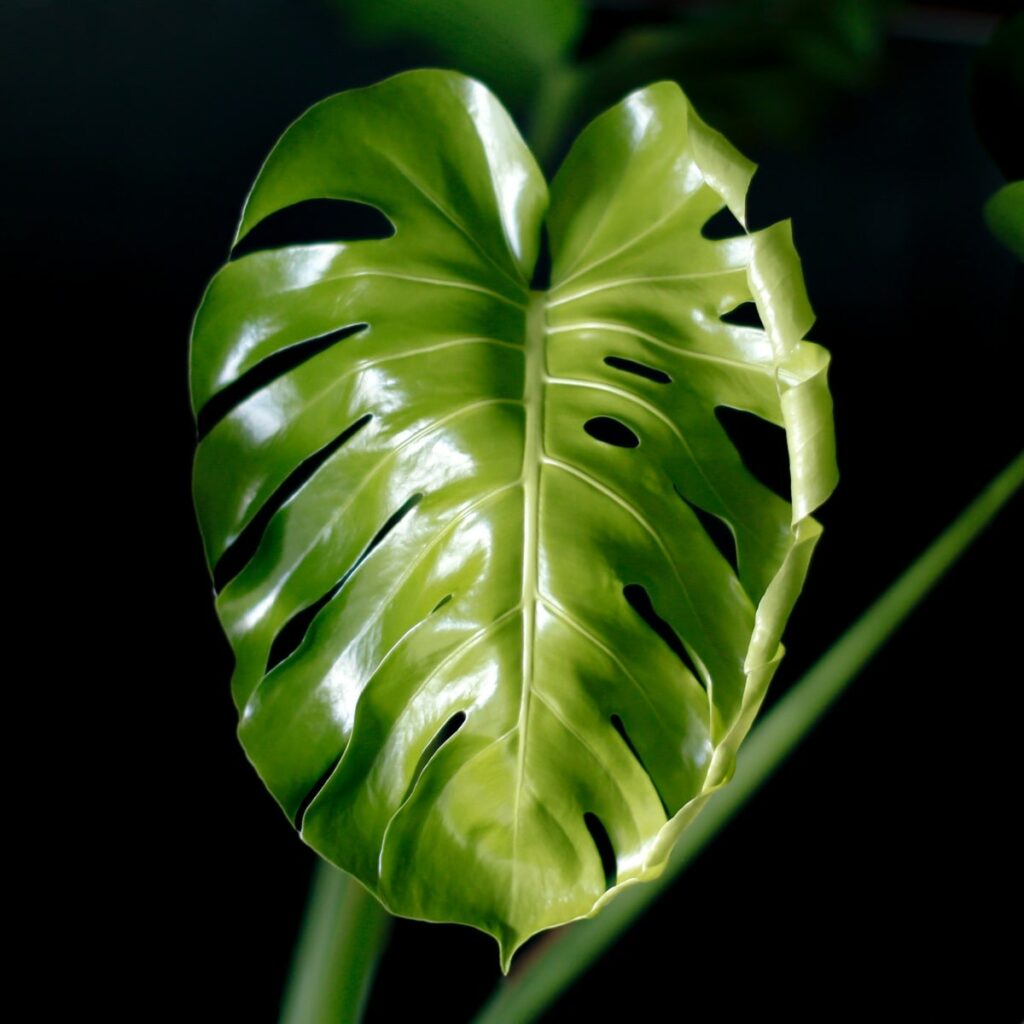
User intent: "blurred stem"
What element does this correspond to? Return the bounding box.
[525,64,582,173]
[280,858,391,1024]
[472,452,1024,1024]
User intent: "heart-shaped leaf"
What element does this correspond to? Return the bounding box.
[191,69,837,966]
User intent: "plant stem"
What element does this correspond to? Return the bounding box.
[279,858,392,1024]
[525,64,582,173]
[471,451,1024,1024]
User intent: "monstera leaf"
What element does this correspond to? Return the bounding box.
[191,69,837,966]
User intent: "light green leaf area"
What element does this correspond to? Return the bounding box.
[191,69,837,967]
[984,181,1024,261]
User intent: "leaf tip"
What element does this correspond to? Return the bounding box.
[496,929,525,976]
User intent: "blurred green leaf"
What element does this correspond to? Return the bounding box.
[983,181,1024,260]
[326,0,896,164]
[333,0,583,109]
[530,0,897,165]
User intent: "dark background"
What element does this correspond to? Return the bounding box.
[7,1,1020,1019]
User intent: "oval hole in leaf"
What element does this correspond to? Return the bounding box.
[701,205,744,240]
[232,198,395,258]
[673,484,738,574]
[265,492,423,672]
[196,324,368,441]
[584,416,639,448]
[611,714,670,816]
[294,753,342,830]
[213,413,374,592]
[603,355,671,384]
[716,406,790,500]
[623,583,705,690]
[401,711,467,804]
[583,812,617,889]
[719,301,764,329]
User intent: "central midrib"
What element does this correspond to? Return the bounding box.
[511,290,547,905]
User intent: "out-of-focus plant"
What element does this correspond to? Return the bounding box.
[330,0,898,166]
[971,15,1024,259]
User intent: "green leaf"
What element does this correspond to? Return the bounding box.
[983,181,1024,260]
[191,69,837,967]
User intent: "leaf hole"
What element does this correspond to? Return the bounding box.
[611,714,670,817]
[584,416,639,449]
[715,406,790,500]
[402,711,467,804]
[530,225,552,290]
[623,583,705,691]
[584,812,617,889]
[701,205,744,240]
[604,355,671,384]
[213,413,373,592]
[430,593,453,615]
[673,484,738,573]
[264,492,423,672]
[196,324,367,441]
[719,301,764,329]
[232,198,394,258]
[294,753,342,830]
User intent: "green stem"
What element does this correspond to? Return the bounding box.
[472,452,1024,1024]
[525,64,582,173]
[280,859,392,1024]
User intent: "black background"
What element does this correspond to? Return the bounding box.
[7,2,1020,1020]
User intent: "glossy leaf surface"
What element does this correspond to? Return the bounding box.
[191,69,837,966]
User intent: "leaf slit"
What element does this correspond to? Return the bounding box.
[719,301,764,329]
[673,484,738,573]
[715,406,790,500]
[265,492,424,672]
[610,714,671,817]
[701,205,744,240]
[294,753,342,830]
[430,594,453,615]
[604,355,671,384]
[623,583,705,691]
[232,197,394,258]
[213,412,374,592]
[196,324,368,440]
[584,812,617,889]
[401,711,467,804]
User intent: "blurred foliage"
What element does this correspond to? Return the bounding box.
[330,0,899,167]
[970,14,1023,257]
[970,13,1023,181]
[337,0,584,110]
[983,182,1024,260]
